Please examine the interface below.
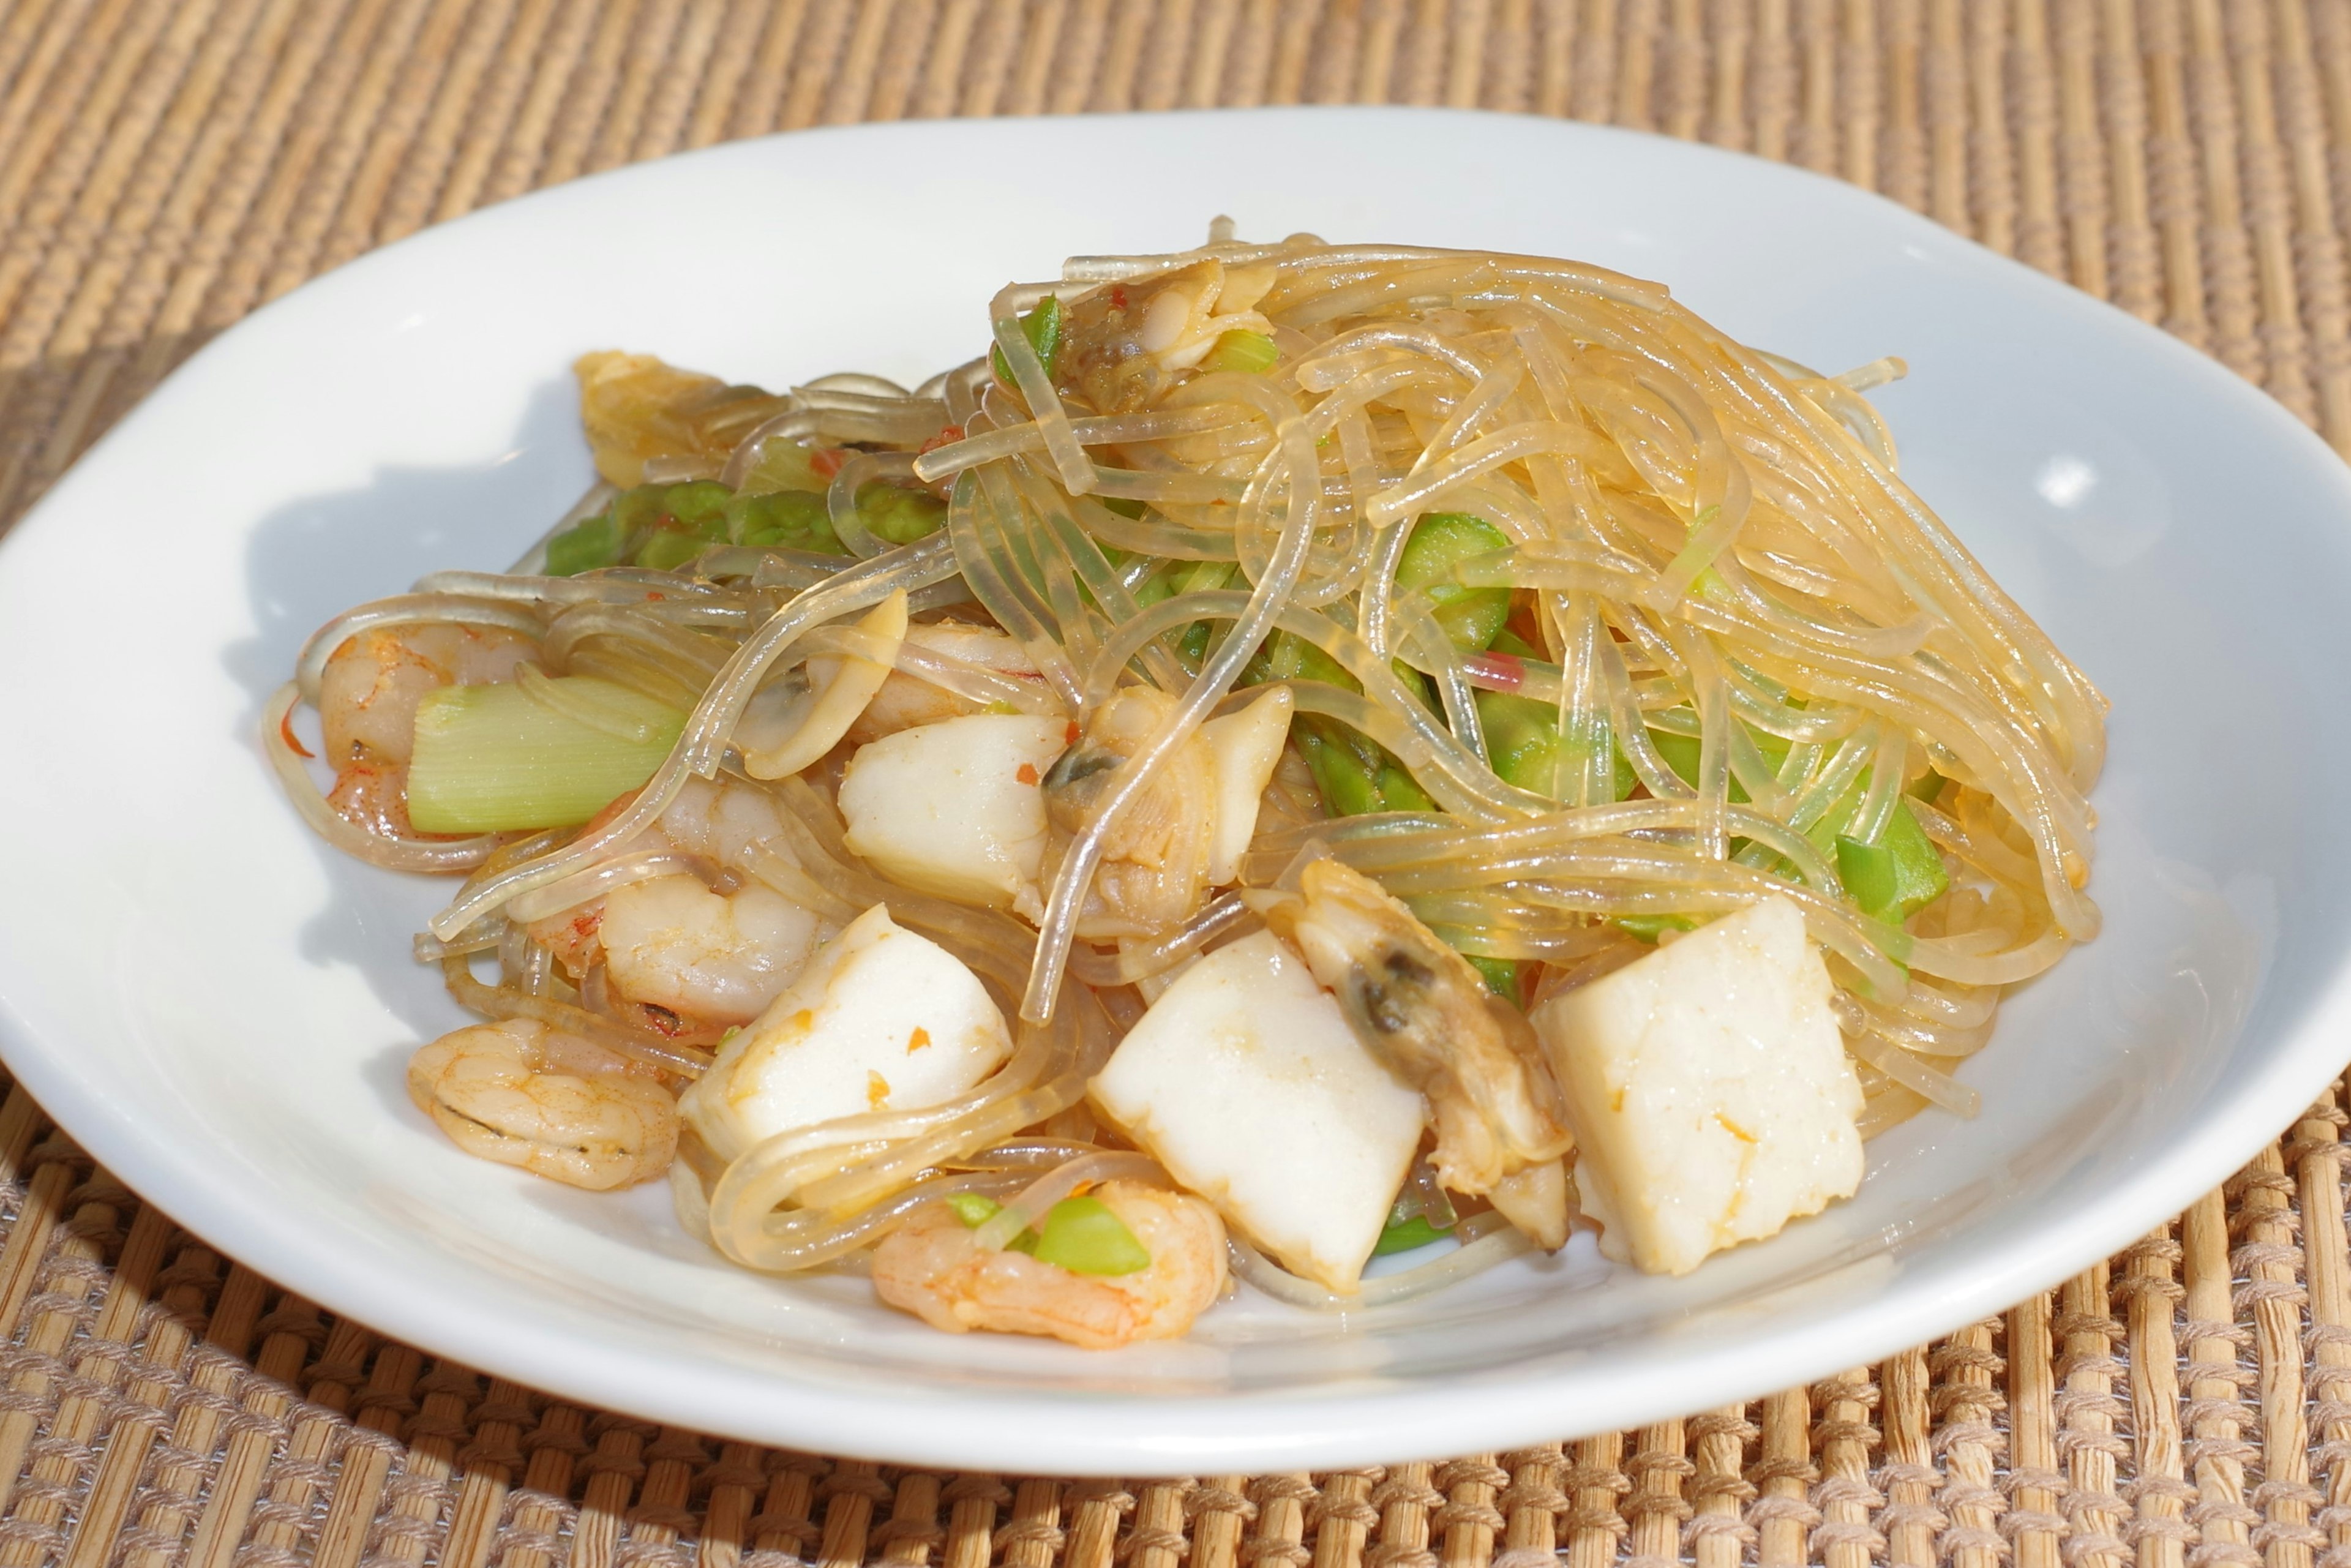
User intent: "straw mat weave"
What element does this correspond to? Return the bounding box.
[1,3,2348,1566]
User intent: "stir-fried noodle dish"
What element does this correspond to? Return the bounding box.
[268,225,2104,1349]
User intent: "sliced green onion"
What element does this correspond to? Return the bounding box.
[407,677,686,833]
[1027,1195,1150,1276]
[1200,328,1279,376]
[1397,512,1512,651]
[1373,1214,1455,1256]
[1615,913,1701,943]
[858,482,948,545]
[1832,799,1950,926]
[1464,953,1522,1007]
[946,1193,1001,1227]
[990,294,1063,387]
[544,512,623,576]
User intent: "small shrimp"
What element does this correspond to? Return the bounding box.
[599,875,820,1026]
[407,1018,678,1190]
[847,621,1048,744]
[872,1181,1228,1351]
[1041,687,1216,940]
[525,778,831,1027]
[1261,858,1575,1206]
[319,623,535,833]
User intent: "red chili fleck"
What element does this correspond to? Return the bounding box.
[646,591,666,601]
[1466,652,1526,692]
[279,705,314,759]
[919,424,967,456]
[810,447,846,479]
[1065,721,1082,745]
[1109,286,1130,310]
[1016,762,1040,786]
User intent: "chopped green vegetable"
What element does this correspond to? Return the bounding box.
[1395,512,1512,651]
[633,530,710,571]
[662,480,733,535]
[945,1193,1001,1228]
[1200,328,1280,376]
[1373,1214,1455,1256]
[1296,716,1434,816]
[1028,1195,1152,1276]
[990,294,1063,388]
[938,1192,1150,1275]
[407,677,686,833]
[1907,768,1946,803]
[1615,913,1700,943]
[1464,953,1522,1007]
[731,488,845,553]
[1475,689,1637,801]
[544,511,623,576]
[1648,719,1791,803]
[858,482,948,545]
[1831,798,1950,926]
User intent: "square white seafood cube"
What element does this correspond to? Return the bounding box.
[1528,893,1864,1276]
[1089,931,1425,1293]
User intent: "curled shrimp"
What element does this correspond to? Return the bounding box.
[871,1180,1228,1350]
[407,1018,678,1190]
[1260,859,1574,1221]
[524,778,831,1028]
[319,623,535,835]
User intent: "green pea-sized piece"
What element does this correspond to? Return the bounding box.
[1832,798,1951,926]
[633,530,711,572]
[1029,1195,1152,1276]
[730,488,846,553]
[662,480,734,539]
[946,1193,1001,1227]
[1394,512,1513,651]
[1475,689,1637,801]
[543,511,624,577]
[1295,716,1434,816]
[990,294,1064,388]
[1464,953,1523,1008]
[1616,913,1700,943]
[1373,1213,1454,1256]
[1200,329,1280,376]
[858,482,948,545]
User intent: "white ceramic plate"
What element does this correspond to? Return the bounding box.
[2,107,2347,1474]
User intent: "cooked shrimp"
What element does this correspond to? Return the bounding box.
[525,778,833,1026]
[319,623,535,833]
[407,1018,678,1190]
[871,1181,1228,1351]
[1262,858,1575,1202]
[1041,686,1216,940]
[599,875,820,1026]
[848,621,1048,744]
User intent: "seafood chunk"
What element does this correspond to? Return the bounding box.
[847,621,1049,744]
[1261,858,1573,1201]
[1198,687,1294,886]
[1089,931,1423,1294]
[872,1180,1227,1350]
[1041,687,1217,940]
[1528,893,1863,1276]
[838,713,1073,915]
[737,591,909,779]
[407,1018,677,1190]
[599,875,821,1026]
[679,903,1013,1163]
[319,623,535,835]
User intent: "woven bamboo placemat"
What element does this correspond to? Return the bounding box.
[2,2,2349,1565]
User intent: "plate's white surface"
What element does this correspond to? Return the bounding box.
[2,108,2347,1473]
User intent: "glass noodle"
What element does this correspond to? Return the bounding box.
[267,229,2104,1305]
